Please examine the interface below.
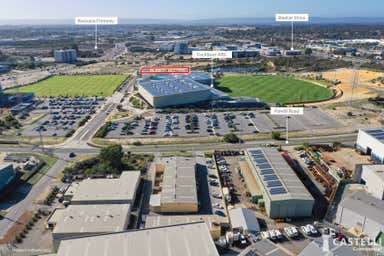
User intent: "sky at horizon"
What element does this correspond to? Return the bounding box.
[1,0,383,20]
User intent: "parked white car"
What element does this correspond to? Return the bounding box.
[307,224,318,235]
[301,225,311,235]
[261,231,270,240]
[274,229,283,239]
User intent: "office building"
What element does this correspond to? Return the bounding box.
[174,42,189,54]
[244,148,314,218]
[54,49,77,63]
[232,50,260,58]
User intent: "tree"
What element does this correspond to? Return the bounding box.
[271,131,281,140]
[223,133,241,143]
[304,48,313,55]
[99,144,124,171]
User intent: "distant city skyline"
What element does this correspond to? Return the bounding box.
[0,0,383,20]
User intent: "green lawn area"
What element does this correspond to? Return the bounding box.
[7,75,127,97]
[217,75,333,104]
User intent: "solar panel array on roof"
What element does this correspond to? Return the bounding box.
[267,181,282,188]
[248,149,288,196]
[270,187,287,195]
[365,128,384,142]
[258,163,272,169]
[249,149,263,155]
[263,175,278,181]
[139,78,210,97]
[260,169,274,175]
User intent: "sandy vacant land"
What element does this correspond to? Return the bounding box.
[323,68,384,95]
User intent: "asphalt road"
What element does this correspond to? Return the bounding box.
[0,156,68,237]
[0,133,357,155]
[0,129,357,238]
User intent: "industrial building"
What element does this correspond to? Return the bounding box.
[0,164,16,192]
[239,159,262,203]
[298,236,359,256]
[244,148,314,219]
[356,128,384,163]
[335,190,384,240]
[239,239,290,256]
[54,49,77,63]
[138,77,212,108]
[150,157,198,213]
[48,204,131,249]
[361,165,384,200]
[228,208,260,235]
[53,222,219,256]
[232,50,260,58]
[144,214,225,239]
[70,171,140,205]
[0,86,35,108]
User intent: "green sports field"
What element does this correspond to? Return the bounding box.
[7,75,128,97]
[217,75,333,104]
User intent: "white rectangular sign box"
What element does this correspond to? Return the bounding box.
[275,14,309,22]
[192,51,232,59]
[270,107,304,115]
[75,17,118,25]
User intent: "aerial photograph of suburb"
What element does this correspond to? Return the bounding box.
[0,0,384,255]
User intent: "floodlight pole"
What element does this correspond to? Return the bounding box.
[210,58,214,88]
[285,115,289,144]
[38,130,45,153]
[94,24,98,50]
[291,21,294,50]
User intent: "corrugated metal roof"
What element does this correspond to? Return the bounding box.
[246,148,313,202]
[52,204,130,234]
[55,222,219,256]
[339,191,384,225]
[229,208,260,232]
[71,171,140,203]
[160,157,198,204]
[138,78,210,97]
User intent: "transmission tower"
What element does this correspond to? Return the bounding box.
[349,65,360,107]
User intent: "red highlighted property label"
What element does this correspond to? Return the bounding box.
[139,66,191,75]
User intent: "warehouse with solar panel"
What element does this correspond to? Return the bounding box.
[356,128,384,163]
[244,148,314,219]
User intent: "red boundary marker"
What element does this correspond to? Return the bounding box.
[139,66,191,75]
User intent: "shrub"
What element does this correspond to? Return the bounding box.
[223,133,240,143]
[271,131,281,140]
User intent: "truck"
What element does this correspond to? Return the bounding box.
[222,187,231,204]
